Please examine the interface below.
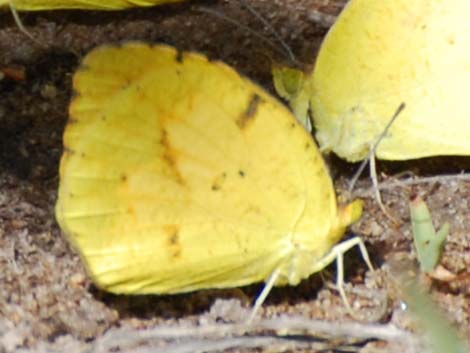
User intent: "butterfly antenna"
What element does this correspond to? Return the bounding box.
[370,103,406,160]
[237,0,298,66]
[196,4,298,66]
[9,0,45,47]
[349,103,405,221]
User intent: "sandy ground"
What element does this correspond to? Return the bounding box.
[0,1,469,352]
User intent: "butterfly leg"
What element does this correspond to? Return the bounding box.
[246,267,281,324]
[315,236,373,313]
[368,104,406,223]
[247,236,373,322]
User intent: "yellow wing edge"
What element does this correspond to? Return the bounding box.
[3,0,185,11]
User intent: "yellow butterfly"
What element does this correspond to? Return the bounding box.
[55,43,366,313]
[2,0,183,11]
[273,0,470,162]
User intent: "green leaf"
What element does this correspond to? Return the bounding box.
[409,195,449,273]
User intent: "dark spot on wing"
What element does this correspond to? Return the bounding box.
[237,93,263,129]
[169,232,178,245]
[323,189,331,203]
[164,224,182,258]
[211,172,227,191]
[161,128,185,186]
[175,49,184,63]
[238,170,245,177]
[70,90,81,101]
[351,106,360,113]
[126,206,136,218]
[63,147,75,155]
[120,78,132,90]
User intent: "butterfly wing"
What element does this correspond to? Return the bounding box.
[310,0,470,161]
[3,0,182,10]
[56,43,346,294]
